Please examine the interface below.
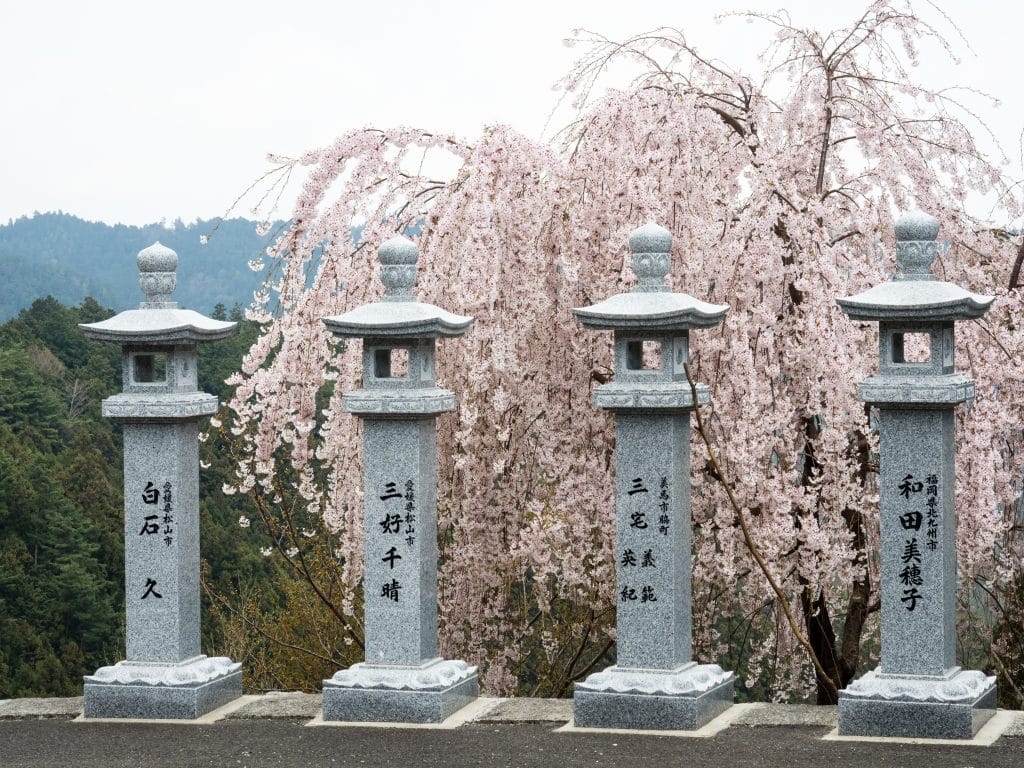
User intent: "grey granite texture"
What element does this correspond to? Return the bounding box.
[838,279,993,320]
[321,237,476,723]
[838,683,997,739]
[325,302,473,339]
[80,242,235,343]
[841,669,995,703]
[573,293,729,331]
[102,392,220,421]
[593,381,710,411]
[571,222,733,731]
[877,321,955,376]
[858,374,974,406]
[121,422,202,662]
[628,223,673,292]
[0,697,83,719]
[79,243,240,719]
[136,241,178,304]
[342,388,456,416]
[323,672,478,723]
[83,670,242,720]
[836,210,995,739]
[322,237,473,339]
[592,330,712,411]
[836,210,992,321]
[325,660,476,691]
[81,308,236,344]
[360,337,438,389]
[573,678,734,730]
[894,209,941,244]
[377,235,420,299]
[85,656,240,686]
[322,396,479,722]
[877,408,956,676]
[360,418,441,664]
[610,414,693,669]
[225,692,323,720]
[573,223,728,330]
[575,664,733,696]
[342,337,457,415]
[573,293,729,330]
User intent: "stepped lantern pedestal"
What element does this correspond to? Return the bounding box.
[321,236,478,723]
[79,242,241,719]
[836,211,997,739]
[570,223,735,730]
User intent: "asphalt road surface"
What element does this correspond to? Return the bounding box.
[1,720,1022,768]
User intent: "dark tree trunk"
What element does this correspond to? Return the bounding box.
[799,417,876,704]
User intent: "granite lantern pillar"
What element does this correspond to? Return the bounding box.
[836,211,997,739]
[321,236,478,723]
[80,242,242,719]
[570,223,734,730]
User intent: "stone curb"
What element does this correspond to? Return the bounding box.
[0,697,84,719]
[730,702,838,727]
[226,692,323,720]
[1,695,1022,736]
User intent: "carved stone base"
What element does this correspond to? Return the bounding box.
[593,382,710,412]
[322,658,478,723]
[83,656,242,719]
[838,668,997,739]
[573,663,735,730]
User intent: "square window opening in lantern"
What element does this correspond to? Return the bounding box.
[133,353,167,383]
[626,340,662,371]
[374,347,410,379]
[892,332,931,364]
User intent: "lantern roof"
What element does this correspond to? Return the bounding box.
[572,223,729,331]
[323,236,473,339]
[837,211,994,322]
[80,242,236,345]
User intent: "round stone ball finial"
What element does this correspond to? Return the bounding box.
[378,235,419,301]
[628,222,672,293]
[137,241,178,306]
[893,210,939,281]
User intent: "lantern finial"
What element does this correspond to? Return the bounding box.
[628,223,672,293]
[893,210,939,281]
[137,242,179,307]
[379,236,419,301]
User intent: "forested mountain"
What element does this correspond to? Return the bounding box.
[0,297,275,697]
[0,213,280,320]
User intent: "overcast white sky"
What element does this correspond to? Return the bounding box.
[1,1,1021,225]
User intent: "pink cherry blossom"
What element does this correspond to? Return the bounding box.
[222,3,1024,699]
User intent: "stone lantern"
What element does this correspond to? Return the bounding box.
[571,223,734,730]
[79,242,241,719]
[836,211,997,738]
[321,236,478,723]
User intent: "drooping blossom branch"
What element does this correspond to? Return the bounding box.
[219,2,1024,698]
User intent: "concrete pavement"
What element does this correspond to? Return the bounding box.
[0,696,1021,768]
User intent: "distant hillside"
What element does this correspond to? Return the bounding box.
[0,212,281,320]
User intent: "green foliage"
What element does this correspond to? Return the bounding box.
[208,559,362,693]
[0,422,120,696]
[0,298,126,696]
[0,294,290,697]
[0,346,65,445]
[0,264,312,696]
